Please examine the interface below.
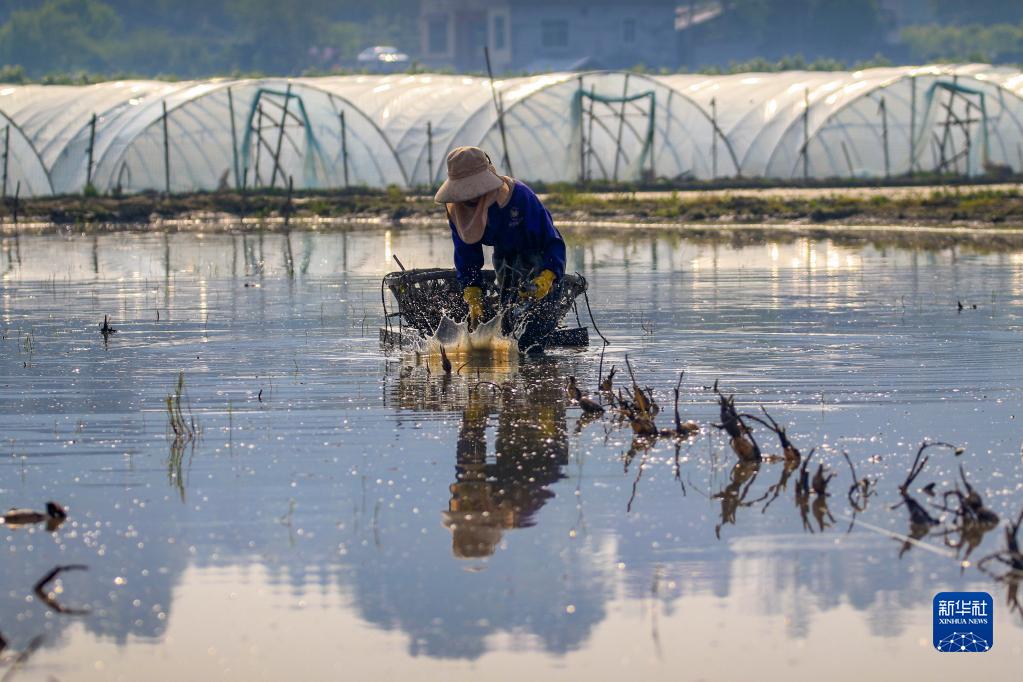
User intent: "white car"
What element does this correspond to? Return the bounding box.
[357,46,410,65]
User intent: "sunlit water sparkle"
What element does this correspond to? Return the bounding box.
[1,225,1022,681]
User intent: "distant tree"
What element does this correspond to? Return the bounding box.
[928,1,1023,26]
[223,0,324,72]
[0,0,123,74]
[0,1,40,24]
[2,0,954,79]
[902,23,1023,64]
[0,64,28,83]
[0,0,421,78]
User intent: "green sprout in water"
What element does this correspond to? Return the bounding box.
[165,372,198,502]
[166,371,196,441]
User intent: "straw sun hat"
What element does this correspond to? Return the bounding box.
[434,146,504,204]
[435,146,508,244]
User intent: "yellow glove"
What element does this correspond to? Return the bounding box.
[521,269,556,300]
[463,286,484,322]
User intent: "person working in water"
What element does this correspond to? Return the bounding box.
[434,146,567,350]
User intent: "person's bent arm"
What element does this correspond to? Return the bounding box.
[451,221,484,289]
[528,200,566,281]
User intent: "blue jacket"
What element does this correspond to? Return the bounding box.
[451,180,566,289]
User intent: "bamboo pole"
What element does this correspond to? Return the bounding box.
[945,76,960,173]
[664,87,675,175]
[269,83,293,189]
[339,110,349,188]
[964,100,973,177]
[254,104,264,188]
[1,124,8,199]
[284,175,293,227]
[841,140,854,177]
[484,46,513,175]
[586,85,595,181]
[937,87,953,173]
[577,76,585,183]
[647,93,656,178]
[426,120,433,188]
[86,113,97,191]
[711,96,718,178]
[228,86,240,190]
[979,98,991,171]
[879,95,890,179]
[116,161,130,191]
[612,73,630,183]
[909,76,917,173]
[162,101,171,194]
[802,88,809,181]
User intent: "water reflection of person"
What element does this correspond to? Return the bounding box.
[443,362,568,559]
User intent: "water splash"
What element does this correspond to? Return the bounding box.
[419,313,517,357]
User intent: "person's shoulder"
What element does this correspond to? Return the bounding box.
[510,179,541,205]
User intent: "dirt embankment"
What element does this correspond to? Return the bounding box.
[0,189,424,227]
[545,185,1023,227]
[5,185,1023,247]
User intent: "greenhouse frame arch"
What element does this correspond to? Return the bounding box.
[0,107,51,198]
[1,64,1022,197]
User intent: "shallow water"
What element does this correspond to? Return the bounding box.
[2,226,1023,680]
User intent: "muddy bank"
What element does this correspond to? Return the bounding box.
[545,185,1023,228]
[5,185,1023,250]
[0,188,422,227]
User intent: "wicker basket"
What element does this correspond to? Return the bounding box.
[382,268,587,338]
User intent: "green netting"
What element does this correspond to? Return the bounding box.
[572,88,656,181]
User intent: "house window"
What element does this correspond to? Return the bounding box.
[541,19,568,48]
[623,18,636,43]
[427,16,448,54]
[493,15,507,50]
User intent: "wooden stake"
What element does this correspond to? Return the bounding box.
[647,92,656,178]
[254,104,264,187]
[162,100,171,194]
[841,140,854,178]
[711,96,718,178]
[1,124,8,199]
[426,120,433,188]
[909,76,917,173]
[577,76,585,183]
[339,110,349,188]
[284,175,293,226]
[802,88,809,181]
[964,100,973,177]
[269,83,293,189]
[586,85,596,181]
[879,95,890,179]
[86,113,97,191]
[228,86,240,190]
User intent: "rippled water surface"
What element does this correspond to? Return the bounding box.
[2,226,1023,680]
